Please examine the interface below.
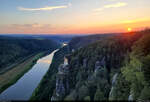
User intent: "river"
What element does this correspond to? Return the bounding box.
[0,49,58,101]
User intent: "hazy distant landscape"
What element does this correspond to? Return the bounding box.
[0,0,150,101]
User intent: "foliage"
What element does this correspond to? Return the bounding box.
[94,87,105,101]
[30,46,69,100]
[31,29,150,101]
[0,36,60,71]
[121,30,150,100]
[0,52,45,93]
[109,73,130,100]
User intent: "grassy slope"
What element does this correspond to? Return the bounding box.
[0,52,45,94]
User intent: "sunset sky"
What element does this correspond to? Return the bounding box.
[0,0,150,34]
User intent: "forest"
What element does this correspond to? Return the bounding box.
[0,36,60,72]
[31,29,150,101]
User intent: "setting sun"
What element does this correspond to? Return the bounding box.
[127,28,132,32]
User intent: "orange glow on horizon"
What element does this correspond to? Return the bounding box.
[0,19,149,34]
[127,28,132,32]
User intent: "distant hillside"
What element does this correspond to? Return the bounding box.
[59,29,150,101]
[31,46,69,100]
[0,34,83,43]
[31,29,150,101]
[68,34,118,51]
[0,36,60,71]
[32,29,150,101]
[30,33,122,100]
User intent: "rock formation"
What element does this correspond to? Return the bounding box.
[94,57,106,73]
[109,73,118,100]
[83,58,87,68]
[51,55,71,100]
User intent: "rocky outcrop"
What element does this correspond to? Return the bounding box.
[55,75,70,96]
[58,64,70,74]
[72,49,75,53]
[128,94,133,101]
[112,73,118,86]
[128,90,133,101]
[51,96,57,101]
[94,57,106,73]
[64,55,71,65]
[83,58,88,68]
[95,61,101,71]
[56,78,65,97]
[51,56,71,100]
[109,73,118,100]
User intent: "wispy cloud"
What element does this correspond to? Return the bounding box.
[0,23,59,34]
[94,2,127,12]
[104,2,127,8]
[120,18,150,24]
[18,3,71,11]
[11,23,51,28]
[108,0,120,1]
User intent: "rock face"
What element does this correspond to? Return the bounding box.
[128,94,133,101]
[83,58,88,68]
[109,73,118,100]
[112,73,118,86]
[58,64,70,74]
[128,90,133,101]
[64,55,71,65]
[56,78,65,97]
[94,57,106,72]
[64,57,69,66]
[55,75,70,97]
[51,56,71,100]
[95,61,101,71]
[72,49,75,53]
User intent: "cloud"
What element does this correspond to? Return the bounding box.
[120,18,150,24]
[0,23,60,34]
[108,0,120,1]
[18,3,71,11]
[104,2,127,8]
[94,2,127,12]
[11,23,52,29]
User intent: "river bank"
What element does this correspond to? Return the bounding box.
[0,49,58,100]
[0,52,46,94]
[30,46,69,100]
[0,53,38,75]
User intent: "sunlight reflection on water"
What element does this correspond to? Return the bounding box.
[0,49,58,101]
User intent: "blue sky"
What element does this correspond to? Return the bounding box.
[0,0,150,34]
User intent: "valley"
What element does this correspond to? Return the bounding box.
[1,0,150,101]
[0,29,150,101]
[31,29,150,101]
[0,52,44,95]
[0,50,58,100]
